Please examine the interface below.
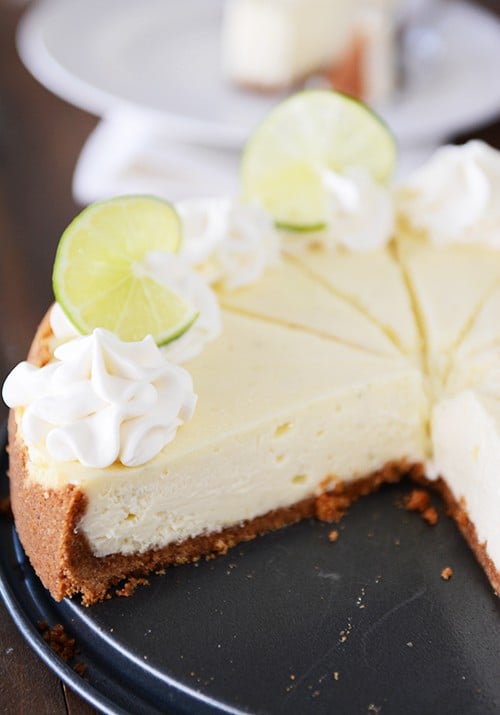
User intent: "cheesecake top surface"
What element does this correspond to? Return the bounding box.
[5,138,500,481]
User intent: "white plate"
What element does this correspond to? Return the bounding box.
[18,0,500,148]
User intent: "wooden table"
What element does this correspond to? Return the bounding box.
[1,0,500,712]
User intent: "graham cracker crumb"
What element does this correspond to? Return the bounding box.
[214,538,229,554]
[441,566,453,581]
[290,674,296,681]
[115,577,149,598]
[74,661,87,676]
[38,622,76,662]
[328,529,339,542]
[405,489,430,512]
[405,489,439,525]
[333,671,340,681]
[422,506,438,526]
[315,492,350,522]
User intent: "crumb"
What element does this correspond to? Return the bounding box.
[368,705,381,714]
[333,671,340,681]
[405,489,430,512]
[38,622,76,662]
[315,489,350,522]
[356,586,366,609]
[441,566,453,581]
[404,489,438,525]
[406,641,413,648]
[422,506,438,526]
[213,538,229,555]
[312,690,320,698]
[339,618,352,644]
[74,661,87,676]
[115,577,149,598]
[328,529,339,542]
[290,674,296,681]
[319,475,335,491]
[0,496,12,518]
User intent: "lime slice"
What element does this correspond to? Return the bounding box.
[241,90,396,230]
[53,195,198,344]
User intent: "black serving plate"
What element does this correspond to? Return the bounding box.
[1,424,499,715]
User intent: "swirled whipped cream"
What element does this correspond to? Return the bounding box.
[2,329,196,468]
[397,141,500,246]
[324,167,394,250]
[50,252,221,365]
[177,198,280,289]
[285,167,394,253]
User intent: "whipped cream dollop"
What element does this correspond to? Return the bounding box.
[285,167,394,253]
[323,167,395,250]
[2,329,196,468]
[50,252,222,365]
[397,140,500,247]
[177,198,280,289]
[50,302,79,340]
[142,251,221,363]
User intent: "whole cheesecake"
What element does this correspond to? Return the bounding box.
[6,222,500,603]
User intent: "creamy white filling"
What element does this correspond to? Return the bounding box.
[431,390,500,569]
[71,371,426,556]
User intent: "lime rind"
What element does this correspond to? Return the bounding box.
[241,89,397,230]
[52,195,196,344]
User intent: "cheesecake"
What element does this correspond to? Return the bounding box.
[3,141,500,604]
[221,0,398,102]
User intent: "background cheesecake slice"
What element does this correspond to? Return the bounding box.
[221,0,398,102]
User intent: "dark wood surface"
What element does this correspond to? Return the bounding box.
[1,0,500,713]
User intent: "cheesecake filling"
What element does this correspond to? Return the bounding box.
[431,390,500,568]
[21,367,427,557]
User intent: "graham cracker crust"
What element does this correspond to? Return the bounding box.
[6,309,500,604]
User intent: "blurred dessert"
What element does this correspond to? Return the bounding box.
[221,0,400,103]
